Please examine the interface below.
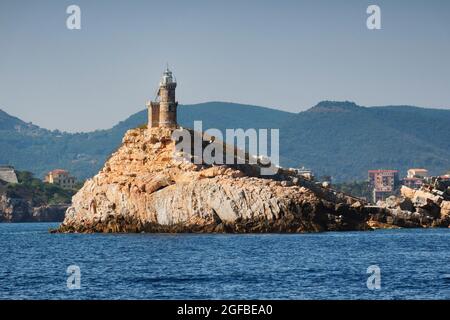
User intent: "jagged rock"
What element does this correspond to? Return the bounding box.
[412,190,443,207]
[398,197,414,212]
[367,220,401,230]
[384,196,398,209]
[400,186,416,199]
[58,127,370,233]
[375,185,450,228]
[441,201,450,219]
[377,195,414,212]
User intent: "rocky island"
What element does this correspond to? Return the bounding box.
[58,125,371,233]
[57,69,450,233]
[58,68,369,233]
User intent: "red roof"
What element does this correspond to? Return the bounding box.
[49,169,69,175]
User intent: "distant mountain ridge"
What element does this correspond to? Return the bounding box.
[306,100,363,113]
[1,101,449,182]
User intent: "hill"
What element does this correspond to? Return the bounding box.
[282,101,450,181]
[1,101,449,182]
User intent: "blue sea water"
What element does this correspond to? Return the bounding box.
[0,223,448,300]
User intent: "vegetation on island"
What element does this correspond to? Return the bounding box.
[333,181,372,201]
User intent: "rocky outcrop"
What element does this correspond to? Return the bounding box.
[369,183,450,229]
[441,201,450,219]
[58,127,371,233]
[0,193,68,222]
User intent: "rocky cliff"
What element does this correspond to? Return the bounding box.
[58,127,371,233]
[0,193,68,222]
[0,173,71,223]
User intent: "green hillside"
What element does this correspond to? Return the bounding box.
[1,101,449,182]
[282,101,450,181]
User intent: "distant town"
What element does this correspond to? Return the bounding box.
[367,168,450,203]
[282,166,449,204]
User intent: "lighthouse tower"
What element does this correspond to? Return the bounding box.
[147,67,178,128]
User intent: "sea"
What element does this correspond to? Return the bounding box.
[0,223,448,300]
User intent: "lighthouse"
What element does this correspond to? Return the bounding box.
[147,67,178,128]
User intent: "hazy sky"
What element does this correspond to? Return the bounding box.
[0,0,449,132]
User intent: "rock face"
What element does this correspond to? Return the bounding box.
[369,183,450,228]
[58,127,370,233]
[0,193,68,222]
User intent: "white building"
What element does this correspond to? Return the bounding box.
[0,165,18,184]
[407,168,429,179]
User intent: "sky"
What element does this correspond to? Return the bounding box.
[0,0,449,132]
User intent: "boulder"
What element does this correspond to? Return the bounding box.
[441,201,450,219]
[412,190,443,207]
[401,186,415,199]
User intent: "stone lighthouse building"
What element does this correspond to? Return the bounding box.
[147,68,178,128]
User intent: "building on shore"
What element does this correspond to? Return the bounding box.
[44,169,77,189]
[402,168,430,189]
[401,168,429,190]
[0,165,18,184]
[368,169,399,203]
[407,168,429,179]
